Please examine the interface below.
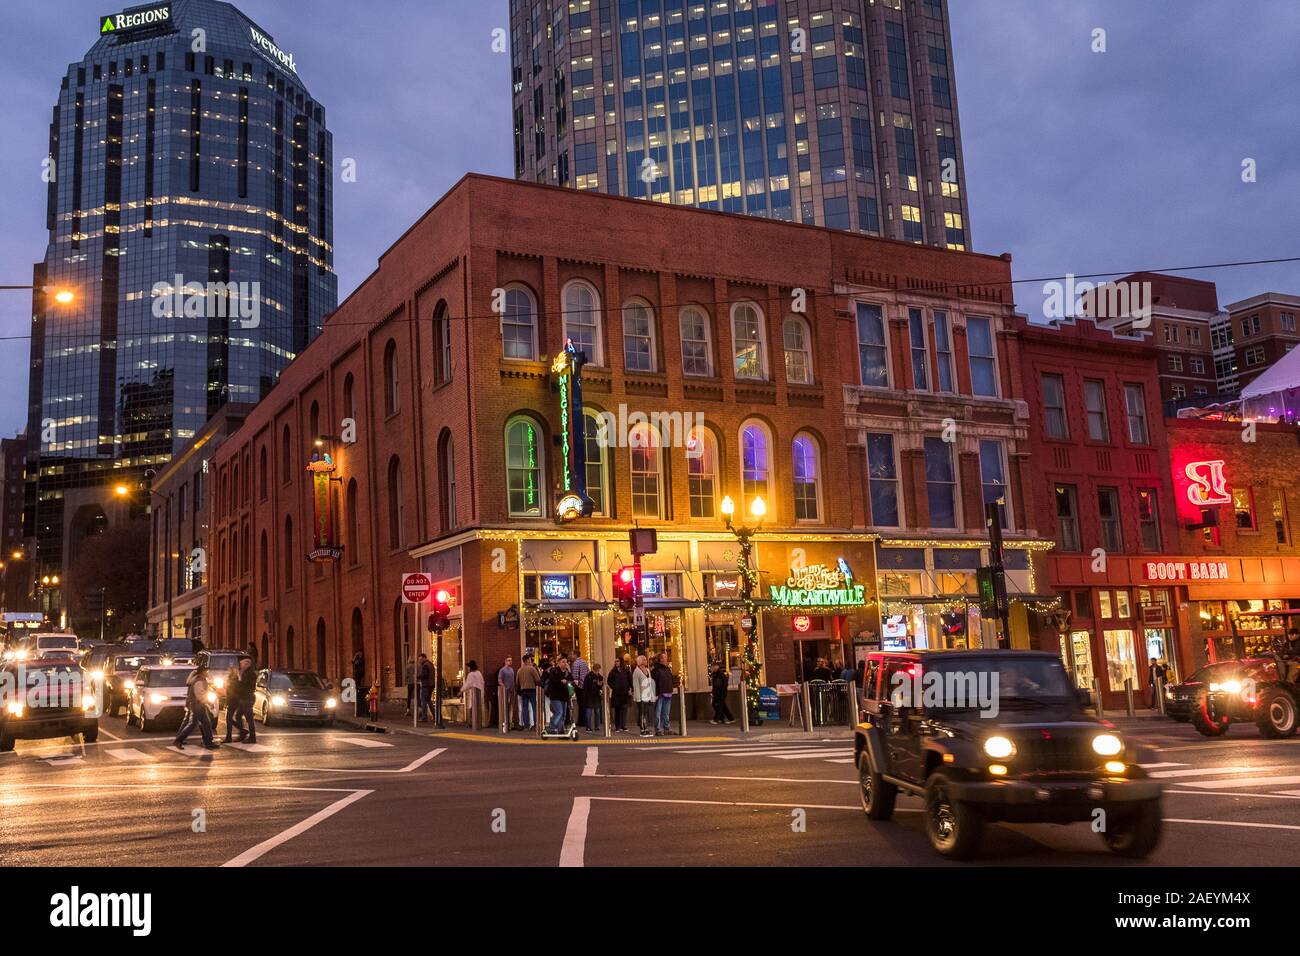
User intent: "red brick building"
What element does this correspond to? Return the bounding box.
[204,174,1050,711]
[1019,314,1183,707]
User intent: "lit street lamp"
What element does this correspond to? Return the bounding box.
[721,495,766,721]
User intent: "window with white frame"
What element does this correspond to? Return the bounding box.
[783,317,813,384]
[924,436,958,529]
[866,433,901,527]
[1124,384,1149,444]
[908,307,929,390]
[979,439,1010,529]
[792,433,821,521]
[741,422,772,516]
[501,286,538,360]
[506,417,544,517]
[1083,379,1109,441]
[1042,373,1068,439]
[629,422,663,518]
[687,426,718,518]
[622,301,657,372]
[966,316,998,396]
[933,310,955,392]
[732,303,768,380]
[584,410,609,516]
[1168,354,1183,372]
[856,302,889,388]
[563,281,603,364]
[680,306,714,376]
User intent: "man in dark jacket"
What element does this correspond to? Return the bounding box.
[175,664,218,750]
[233,655,257,743]
[351,649,366,717]
[544,662,571,734]
[417,654,434,722]
[651,653,675,736]
[710,662,734,724]
[607,658,632,733]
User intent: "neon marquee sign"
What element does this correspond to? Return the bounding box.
[1184,460,1230,508]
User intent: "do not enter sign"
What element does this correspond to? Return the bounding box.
[401,572,433,603]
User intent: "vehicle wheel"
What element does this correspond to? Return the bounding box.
[569,728,579,741]
[262,706,273,727]
[140,712,153,733]
[82,724,99,744]
[326,716,335,728]
[1192,705,1230,737]
[924,770,984,860]
[107,698,120,718]
[0,734,13,752]
[1101,799,1162,858]
[1256,689,1299,739]
[858,757,897,821]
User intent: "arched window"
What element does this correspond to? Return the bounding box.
[232,463,240,510]
[680,306,714,377]
[259,530,268,597]
[687,426,719,519]
[285,626,296,669]
[343,372,355,422]
[309,401,320,445]
[315,618,327,676]
[783,317,813,385]
[741,422,772,517]
[351,607,364,659]
[393,599,411,675]
[280,424,291,483]
[229,526,238,579]
[241,519,249,573]
[438,430,457,530]
[622,300,657,372]
[283,516,295,588]
[383,339,400,416]
[259,446,268,499]
[732,303,768,380]
[346,478,360,566]
[432,301,452,384]
[792,433,822,522]
[584,411,609,517]
[506,417,544,517]
[239,597,249,648]
[629,422,664,519]
[563,281,603,365]
[501,286,538,360]
[387,456,405,550]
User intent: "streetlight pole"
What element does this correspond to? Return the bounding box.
[721,494,766,720]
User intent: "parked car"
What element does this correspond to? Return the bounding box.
[254,670,337,726]
[127,665,212,732]
[33,633,80,657]
[1190,655,1300,738]
[0,658,99,750]
[854,648,1162,860]
[101,653,163,717]
[197,650,246,706]
[153,638,202,665]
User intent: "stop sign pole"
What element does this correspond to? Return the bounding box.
[402,573,433,728]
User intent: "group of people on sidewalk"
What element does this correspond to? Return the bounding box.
[496,651,684,737]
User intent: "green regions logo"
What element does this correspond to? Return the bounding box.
[100,5,171,35]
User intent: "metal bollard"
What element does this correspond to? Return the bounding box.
[801,681,814,733]
[678,687,688,738]
[1155,675,1166,715]
[1092,677,1105,718]
[498,685,508,734]
[1124,678,1135,717]
[536,692,545,739]
[739,679,750,733]
[845,683,858,730]
[602,683,611,739]
[472,688,483,730]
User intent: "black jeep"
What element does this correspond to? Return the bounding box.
[854,648,1162,860]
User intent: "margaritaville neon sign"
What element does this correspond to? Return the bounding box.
[769,563,867,608]
[553,339,594,522]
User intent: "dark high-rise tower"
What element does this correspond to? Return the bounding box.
[509,0,971,249]
[27,0,336,606]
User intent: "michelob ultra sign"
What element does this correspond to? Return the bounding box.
[100,3,172,35]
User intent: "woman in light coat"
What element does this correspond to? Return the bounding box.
[632,655,655,738]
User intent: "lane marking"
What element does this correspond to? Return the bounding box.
[1149,765,1282,779]
[104,748,149,762]
[226,742,274,753]
[396,748,445,773]
[1179,774,1300,790]
[1165,817,1300,832]
[600,772,856,785]
[1168,789,1300,801]
[336,737,393,749]
[825,758,855,764]
[582,746,599,777]
[222,789,373,867]
[1137,762,1187,769]
[591,795,875,811]
[663,744,840,754]
[559,797,590,868]
[2,781,364,794]
[771,750,856,760]
[97,727,123,741]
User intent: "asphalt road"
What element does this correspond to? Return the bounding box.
[1,713,1298,866]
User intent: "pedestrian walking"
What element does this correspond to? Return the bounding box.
[710,662,735,724]
[221,661,242,743]
[417,653,434,722]
[632,655,655,737]
[234,654,257,743]
[544,659,571,734]
[404,659,416,717]
[517,653,541,730]
[497,655,517,729]
[607,657,631,733]
[175,663,218,750]
[570,651,590,731]
[463,660,485,728]
[583,663,605,732]
[651,652,675,736]
[351,649,366,717]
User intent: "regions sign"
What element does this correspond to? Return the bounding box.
[768,563,867,608]
[100,4,172,35]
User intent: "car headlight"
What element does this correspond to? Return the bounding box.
[1219,679,1242,694]
[983,735,1016,759]
[150,693,167,705]
[1092,733,1123,756]
[14,650,27,661]
[91,669,105,681]
[206,691,217,705]
[326,697,337,709]
[271,695,286,707]
[82,694,96,711]
[6,701,23,717]
[213,677,225,689]
[123,679,135,690]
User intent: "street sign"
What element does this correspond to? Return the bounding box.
[401,572,433,604]
[633,607,646,627]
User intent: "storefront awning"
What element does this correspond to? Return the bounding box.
[527,600,610,612]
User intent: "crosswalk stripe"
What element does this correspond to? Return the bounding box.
[168,746,215,758]
[1181,774,1300,790]
[1138,762,1187,769]
[335,737,392,749]
[772,750,855,760]
[665,744,834,754]
[105,748,149,761]
[721,748,839,757]
[43,756,83,767]
[226,742,273,753]
[1149,765,1281,779]
[825,758,856,764]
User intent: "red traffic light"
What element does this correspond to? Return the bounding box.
[612,566,639,611]
[618,567,635,584]
[434,589,451,605]
[429,589,453,631]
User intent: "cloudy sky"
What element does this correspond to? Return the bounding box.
[1,0,1297,438]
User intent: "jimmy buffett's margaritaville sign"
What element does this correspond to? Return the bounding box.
[768,563,866,608]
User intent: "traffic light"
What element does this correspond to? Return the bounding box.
[427,589,452,632]
[612,566,637,611]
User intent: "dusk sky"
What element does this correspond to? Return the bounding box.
[2,0,1297,438]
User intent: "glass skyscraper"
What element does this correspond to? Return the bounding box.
[510,0,971,249]
[27,0,336,588]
